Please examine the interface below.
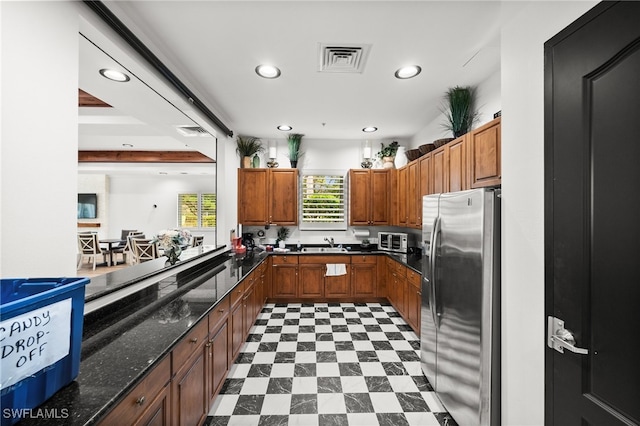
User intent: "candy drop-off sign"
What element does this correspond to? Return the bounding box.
[0,298,72,390]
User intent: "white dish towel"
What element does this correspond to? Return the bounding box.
[326,264,347,276]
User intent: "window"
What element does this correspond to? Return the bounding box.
[299,171,347,230]
[178,194,216,228]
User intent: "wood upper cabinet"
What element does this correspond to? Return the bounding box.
[396,165,408,226]
[238,168,298,226]
[349,169,390,226]
[447,135,468,192]
[431,146,449,194]
[469,116,501,188]
[407,160,420,228]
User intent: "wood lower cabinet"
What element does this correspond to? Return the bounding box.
[299,264,325,297]
[99,356,171,426]
[386,258,407,315]
[171,320,209,426]
[469,116,501,188]
[351,255,377,297]
[208,297,230,404]
[272,255,299,297]
[405,269,421,334]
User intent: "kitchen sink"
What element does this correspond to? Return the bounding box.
[300,247,348,253]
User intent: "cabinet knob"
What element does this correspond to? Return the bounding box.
[205,342,212,348]
[136,396,146,406]
[219,309,225,313]
[190,337,198,344]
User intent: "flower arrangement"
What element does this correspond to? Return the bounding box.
[153,228,192,264]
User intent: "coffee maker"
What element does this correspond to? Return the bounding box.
[242,233,255,250]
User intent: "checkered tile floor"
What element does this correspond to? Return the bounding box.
[206,302,456,426]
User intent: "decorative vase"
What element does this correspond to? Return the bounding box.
[382,156,396,169]
[278,240,286,249]
[242,156,252,168]
[290,160,297,168]
[165,246,181,265]
[394,146,407,167]
[252,154,260,168]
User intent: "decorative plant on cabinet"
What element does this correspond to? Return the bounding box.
[236,135,264,168]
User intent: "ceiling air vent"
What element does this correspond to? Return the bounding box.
[175,125,211,137]
[318,43,372,73]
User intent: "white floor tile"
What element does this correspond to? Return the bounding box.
[240,377,270,395]
[260,394,292,415]
[288,414,319,425]
[359,362,387,376]
[269,363,295,377]
[294,351,317,364]
[315,341,336,352]
[208,394,238,416]
[317,393,347,414]
[369,392,403,413]
[340,376,369,393]
[387,375,419,393]
[316,362,340,377]
[276,341,297,352]
[228,415,260,426]
[335,351,359,363]
[292,377,317,394]
[404,411,441,425]
[346,413,379,425]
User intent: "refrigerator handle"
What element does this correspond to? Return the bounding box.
[429,216,441,328]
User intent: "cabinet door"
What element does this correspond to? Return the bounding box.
[325,272,351,298]
[419,153,432,197]
[370,169,390,225]
[405,270,421,334]
[269,169,298,225]
[172,345,208,426]
[272,265,298,297]
[469,117,501,188]
[352,263,376,297]
[407,161,420,228]
[447,136,468,192]
[209,321,229,403]
[299,264,325,298]
[133,384,171,426]
[432,147,449,194]
[243,284,255,337]
[230,302,245,361]
[349,169,372,225]
[238,169,268,225]
[396,165,408,226]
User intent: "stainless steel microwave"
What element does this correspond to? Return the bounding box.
[378,232,408,253]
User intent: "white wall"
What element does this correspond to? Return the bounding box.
[0,1,79,277]
[107,174,216,243]
[500,2,597,425]
[411,71,502,148]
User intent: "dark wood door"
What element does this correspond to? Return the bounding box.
[269,169,298,225]
[349,169,372,225]
[237,169,268,225]
[545,2,640,425]
[370,169,390,225]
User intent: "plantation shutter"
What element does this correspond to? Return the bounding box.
[300,171,347,230]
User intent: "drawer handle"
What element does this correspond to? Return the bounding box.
[136,396,145,406]
[205,342,212,348]
[219,309,225,313]
[190,337,198,344]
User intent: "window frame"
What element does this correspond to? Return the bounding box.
[298,170,348,231]
[177,193,216,229]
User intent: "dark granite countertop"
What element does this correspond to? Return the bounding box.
[19,249,267,426]
[17,248,419,425]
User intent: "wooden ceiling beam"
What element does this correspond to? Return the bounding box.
[78,151,215,163]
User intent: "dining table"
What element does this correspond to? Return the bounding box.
[100,238,126,266]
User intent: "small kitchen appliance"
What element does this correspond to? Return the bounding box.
[377,232,409,253]
[242,233,255,250]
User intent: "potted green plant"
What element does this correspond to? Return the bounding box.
[236,135,264,168]
[275,226,290,248]
[376,141,400,168]
[441,86,479,138]
[286,133,304,168]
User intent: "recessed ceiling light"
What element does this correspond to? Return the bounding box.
[99,68,130,82]
[394,65,422,79]
[362,126,378,133]
[122,143,133,148]
[277,125,293,131]
[255,64,281,79]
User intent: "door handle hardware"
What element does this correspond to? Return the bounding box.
[547,316,588,355]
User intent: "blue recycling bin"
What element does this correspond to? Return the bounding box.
[0,277,89,425]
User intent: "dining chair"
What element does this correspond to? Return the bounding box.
[132,238,159,264]
[117,231,145,265]
[191,235,204,247]
[77,233,110,270]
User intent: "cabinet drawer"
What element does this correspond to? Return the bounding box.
[99,356,170,425]
[172,319,208,369]
[299,255,350,264]
[210,296,230,332]
[272,255,299,265]
[230,281,246,307]
[351,254,377,264]
[407,269,421,289]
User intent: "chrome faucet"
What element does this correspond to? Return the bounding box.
[324,237,334,247]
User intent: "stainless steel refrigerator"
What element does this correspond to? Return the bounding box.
[421,188,500,426]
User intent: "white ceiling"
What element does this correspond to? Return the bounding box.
[79,1,502,175]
